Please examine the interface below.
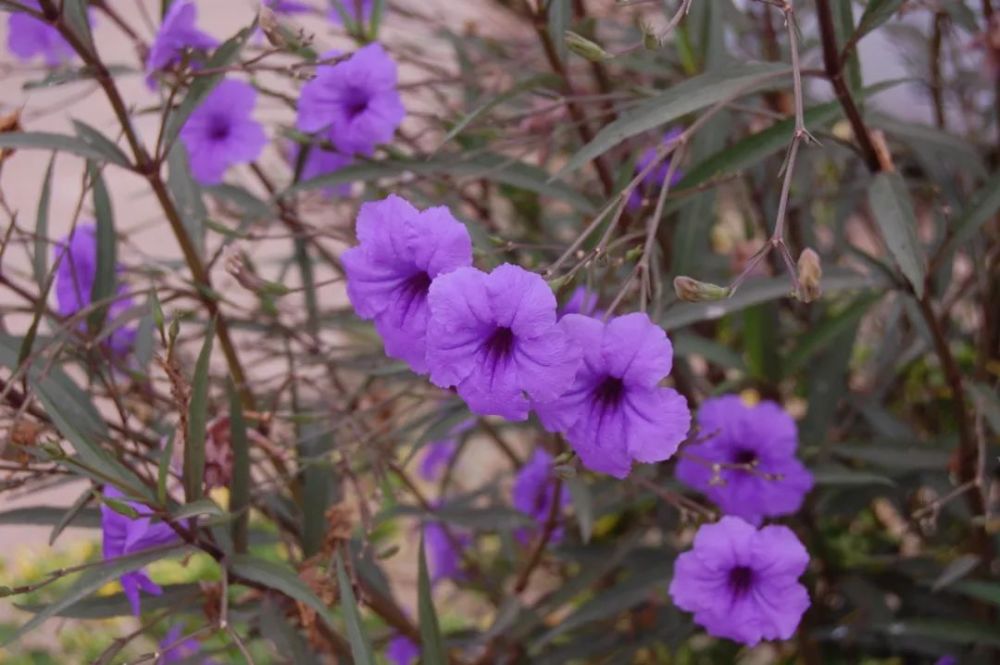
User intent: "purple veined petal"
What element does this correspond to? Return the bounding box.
[623,386,690,464]
[146,0,218,78]
[559,286,603,319]
[601,312,673,388]
[121,570,163,616]
[54,224,98,318]
[425,267,495,388]
[511,326,582,405]
[180,79,266,185]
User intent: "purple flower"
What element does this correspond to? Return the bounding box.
[386,635,419,665]
[101,486,181,615]
[559,286,603,319]
[935,657,958,665]
[512,449,570,543]
[426,264,582,421]
[7,1,76,66]
[669,516,810,646]
[424,520,470,584]
[294,142,353,197]
[158,625,208,664]
[146,0,217,83]
[179,79,267,185]
[54,224,136,357]
[418,419,473,481]
[534,313,690,478]
[296,43,405,156]
[328,0,374,25]
[627,128,684,211]
[342,195,473,373]
[675,396,813,524]
[265,0,314,14]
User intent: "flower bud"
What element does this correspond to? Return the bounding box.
[795,248,822,303]
[565,31,613,62]
[258,6,286,48]
[673,276,730,302]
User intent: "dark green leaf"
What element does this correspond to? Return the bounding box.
[852,0,904,44]
[172,498,225,521]
[876,618,1000,648]
[418,534,447,665]
[832,443,949,471]
[931,554,980,591]
[49,487,94,546]
[87,162,117,334]
[556,62,788,178]
[185,320,215,502]
[16,583,199,619]
[335,554,377,665]
[61,0,94,50]
[565,476,593,544]
[969,382,1000,436]
[72,120,132,169]
[167,143,208,255]
[812,466,895,487]
[949,580,1000,607]
[867,172,926,297]
[0,505,100,529]
[437,75,558,150]
[940,170,1000,257]
[33,152,56,286]
[547,0,570,62]
[0,132,129,164]
[230,555,337,627]
[228,379,250,554]
[785,294,882,374]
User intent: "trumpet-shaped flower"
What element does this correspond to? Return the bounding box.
[426,264,581,420]
[512,449,570,542]
[535,313,690,478]
[7,0,76,66]
[146,1,217,82]
[669,516,810,646]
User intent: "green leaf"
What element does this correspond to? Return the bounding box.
[811,466,895,487]
[832,443,949,471]
[49,487,94,546]
[61,0,94,50]
[0,505,100,529]
[0,132,130,164]
[785,294,882,375]
[167,143,208,255]
[555,62,788,178]
[2,545,184,646]
[163,23,256,150]
[72,120,132,169]
[661,269,884,330]
[335,554,377,665]
[228,379,250,554]
[292,153,595,214]
[87,162,117,334]
[969,382,1000,436]
[172,498,225,521]
[565,476,593,544]
[157,430,175,505]
[852,0,904,44]
[258,599,322,665]
[940,170,1000,257]
[876,618,1000,648]
[185,320,215,502]
[0,335,143,493]
[867,172,926,297]
[949,580,1000,607]
[437,74,558,150]
[230,555,336,627]
[547,0,570,62]
[931,554,980,591]
[33,152,56,286]
[418,534,447,665]
[17,584,199,620]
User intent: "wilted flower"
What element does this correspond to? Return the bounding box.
[328,0,374,25]
[385,635,419,665]
[158,624,211,664]
[6,0,76,66]
[146,0,217,83]
[535,313,690,478]
[675,395,813,524]
[293,142,353,197]
[54,224,136,357]
[426,264,582,420]
[418,418,473,482]
[627,128,684,210]
[342,195,473,373]
[424,520,470,584]
[512,449,570,542]
[179,79,267,185]
[101,486,181,615]
[559,286,603,319]
[669,516,810,646]
[296,43,405,156]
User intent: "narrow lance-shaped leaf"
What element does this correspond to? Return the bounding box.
[940,169,1000,257]
[0,132,130,164]
[335,553,377,665]
[228,378,251,554]
[418,533,447,665]
[72,119,132,169]
[87,162,117,335]
[185,320,215,502]
[867,172,926,298]
[33,152,56,286]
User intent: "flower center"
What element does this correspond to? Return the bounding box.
[485,327,516,362]
[733,448,758,466]
[344,89,371,120]
[398,271,432,319]
[208,115,232,141]
[593,376,626,409]
[728,565,755,598]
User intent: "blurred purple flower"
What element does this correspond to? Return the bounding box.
[7,0,76,66]
[426,264,582,420]
[424,520,470,584]
[180,79,267,185]
[627,128,684,211]
[293,142,353,197]
[559,286,603,319]
[669,516,810,646]
[675,395,814,524]
[934,657,958,665]
[328,0,374,25]
[53,224,136,357]
[342,195,472,373]
[418,418,473,481]
[385,634,419,665]
[158,624,209,664]
[146,0,217,83]
[512,449,569,543]
[534,313,690,478]
[265,0,314,14]
[101,486,181,615]
[296,42,404,156]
